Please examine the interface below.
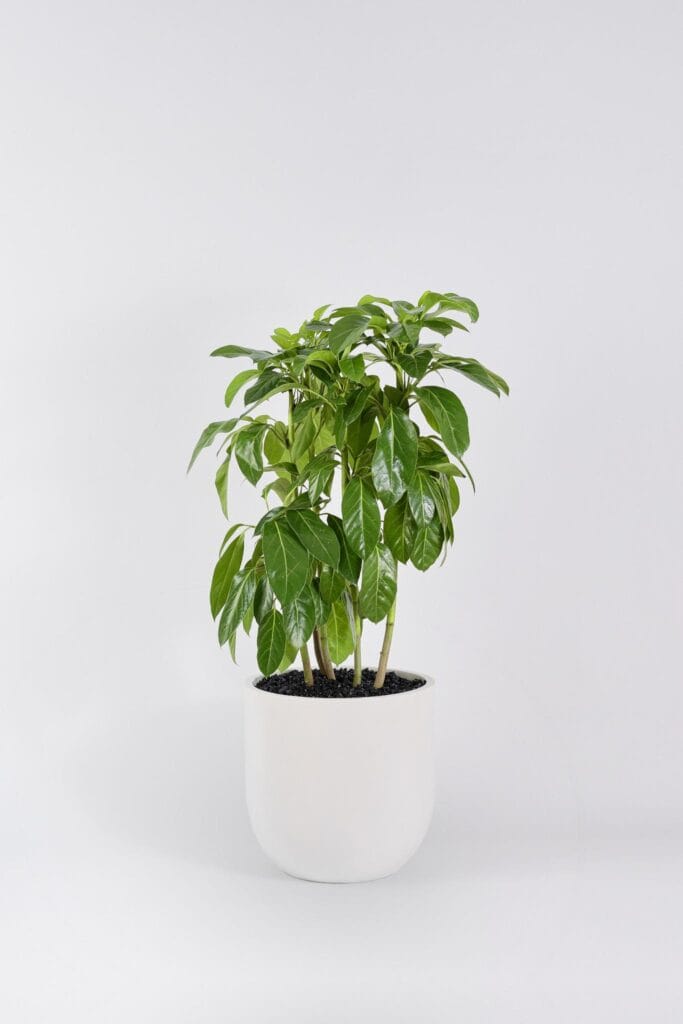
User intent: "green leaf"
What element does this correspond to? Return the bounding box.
[416,386,470,457]
[218,568,256,646]
[328,314,370,354]
[396,348,432,379]
[341,477,380,558]
[253,575,274,624]
[286,509,339,567]
[346,408,376,456]
[187,419,237,471]
[319,566,346,605]
[210,344,273,362]
[435,355,509,396]
[278,640,299,672]
[438,293,479,322]
[224,368,259,407]
[327,515,361,583]
[257,609,286,675]
[305,350,337,383]
[407,472,436,528]
[343,387,369,425]
[384,496,416,563]
[209,534,244,619]
[295,449,336,503]
[359,544,397,623]
[290,412,317,462]
[325,599,354,664]
[339,354,365,381]
[215,456,230,516]
[371,408,418,507]
[262,519,309,604]
[311,578,331,626]
[234,423,265,484]
[243,370,287,406]
[283,587,316,647]
[411,519,443,571]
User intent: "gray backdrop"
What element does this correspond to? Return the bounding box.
[2,1,682,1020]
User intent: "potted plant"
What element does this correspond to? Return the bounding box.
[189,291,508,882]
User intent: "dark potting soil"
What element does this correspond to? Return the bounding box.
[255,668,426,698]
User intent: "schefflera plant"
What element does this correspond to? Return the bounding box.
[189,290,508,689]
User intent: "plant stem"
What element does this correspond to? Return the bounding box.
[300,643,314,686]
[313,628,325,674]
[318,623,336,680]
[374,597,396,689]
[351,586,362,686]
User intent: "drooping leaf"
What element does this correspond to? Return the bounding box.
[244,370,287,406]
[341,477,380,558]
[435,355,509,396]
[187,419,238,471]
[437,293,479,322]
[257,609,286,675]
[383,496,416,563]
[286,509,339,567]
[295,448,336,503]
[327,515,361,583]
[416,386,470,457]
[411,519,443,571]
[359,544,397,623]
[343,386,369,425]
[209,534,244,619]
[253,575,274,624]
[218,567,256,645]
[262,519,309,604]
[283,587,316,648]
[215,455,230,516]
[328,314,370,355]
[407,471,437,528]
[325,599,354,664]
[234,423,266,484]
[278,640,299,672]
[210,344,273,362]
[319,566,346,605]
[290,412,317,462]
[346,407,376,456]
[224,368,259,408]
[311,578,331,626]
[371,408,418,507]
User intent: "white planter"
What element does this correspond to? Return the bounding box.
[244,671,435,883]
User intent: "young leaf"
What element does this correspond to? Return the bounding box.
[209,534,244,619]
[339,354,365,381]
[384,496,416,564]
[341,477,380,558]
[370,408,418,507]
[286,509,340,567]
[359,544,397,623]
[218,568,256,645]
[416,386,470,458]
[262,519,309,604]
[234,423,265,484]
[283,587,316,648]
[224,368,259,408]
[257,609,286,675]
[411,519,443,571]
[328,314,370,355]
[187,419,237,471]
[325,599,354,664]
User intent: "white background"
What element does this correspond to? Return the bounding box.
[2,1,682,1020]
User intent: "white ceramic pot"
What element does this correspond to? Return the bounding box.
[244,671,435,883]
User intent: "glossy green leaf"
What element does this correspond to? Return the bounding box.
[370,408,418,507]
[384,496,416,563]
[435,355,509,396]
[210,344,273,361]
[411,519,443,571]
[278,641,299,672]
[283,587,316,647]
[359,544,397,623]
[341,477,380,558]
[328,314,370,354]
[215,456,230,516]
[319,566,346,605]
[257,609,285,675]
[244,370,286,406]
[311,578,331,626]
[253,575,274,624]
[224,368,259,407]
[327,515,361,583]
[234,423,265,484]
[325,599,354,664]
[407,472,436,527]
[218,567,256,646]
[209,534,244,619]
[416,386,470,457]
[286,509,339,567]
[187,419,237,471]
[291,412,317,462]
[396,348,432,379]
[339,354,365,381]
[262,519,309,604]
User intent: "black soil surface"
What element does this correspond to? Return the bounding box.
[255,667,426,698]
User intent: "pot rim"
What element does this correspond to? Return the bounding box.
[246,668,434,702]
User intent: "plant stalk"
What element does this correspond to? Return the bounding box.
[300,643,314,686]
[351,586,362,686]
[374,597,396,689]
[318,623,336,680]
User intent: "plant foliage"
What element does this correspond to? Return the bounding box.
[190,291,508,687]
